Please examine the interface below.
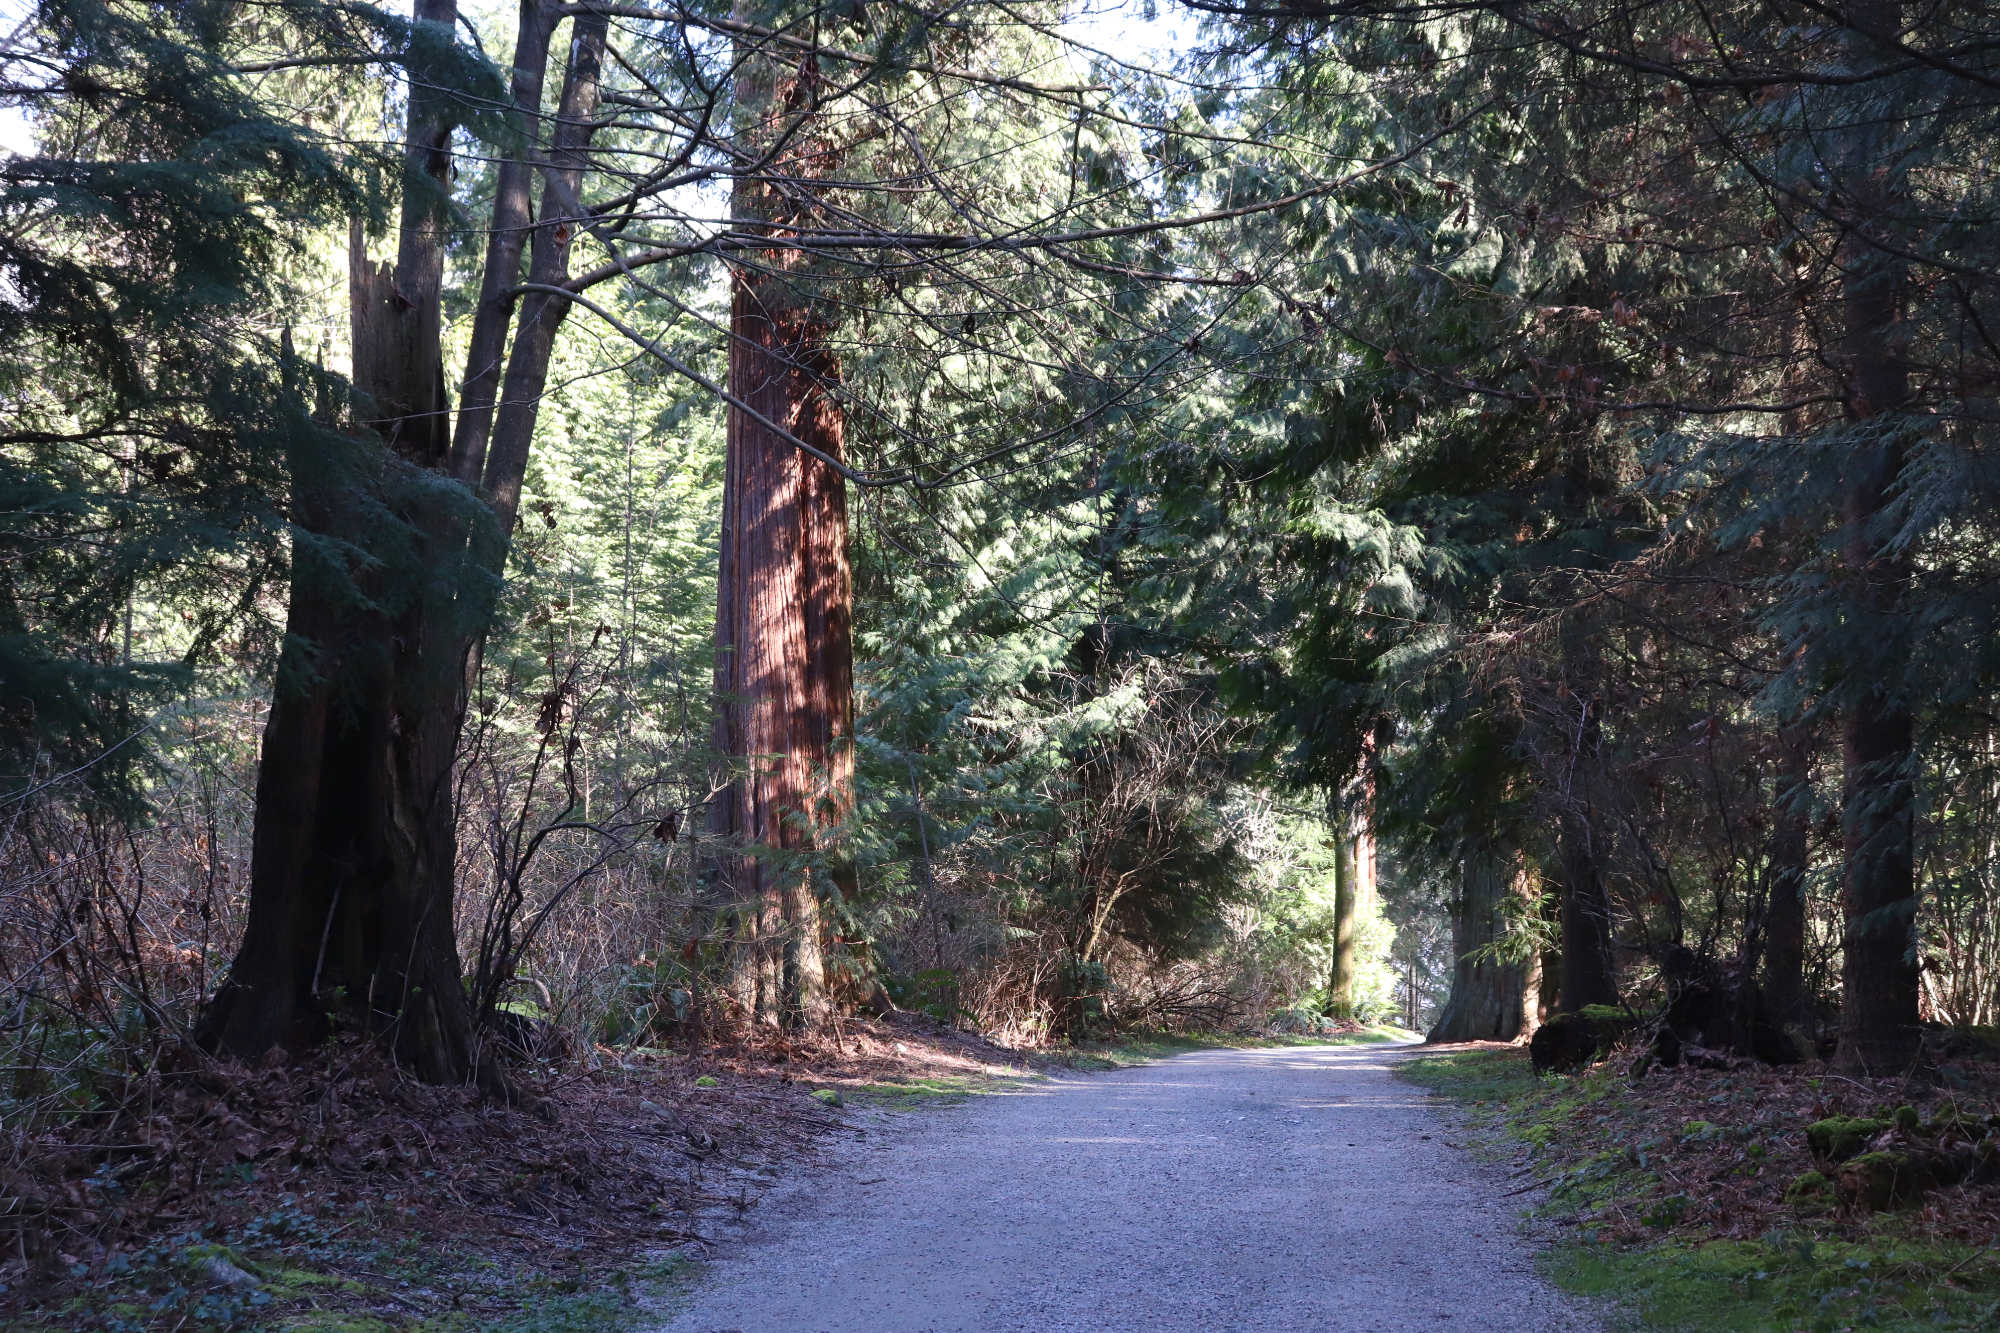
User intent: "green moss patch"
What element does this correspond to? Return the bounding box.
[1398,1042,2000,1332]
[1548,1236,2000,1332]
[852,1072,1035,1108]
[1806,1115,1892,1163]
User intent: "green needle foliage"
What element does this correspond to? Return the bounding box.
[0,0,384,806]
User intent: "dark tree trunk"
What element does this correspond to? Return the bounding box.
[1763,718,1813,1032]
[200,3,611,1084]
[450,0,557,489]
[201,534,477,1079]
[1428,839,1536,1043]
[1556,683,1619,1013]
[478,6,609,536]
[710,41,854,1028]
[200,0,478,1080]
[1833,2,1919,1075]
[1558,822,1619,1012]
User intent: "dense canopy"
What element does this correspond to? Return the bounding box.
[5,0,2000,1319]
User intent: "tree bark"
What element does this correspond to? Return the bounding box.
[1558,822,1618,1012]
[1556,686,1619,1013]
[450,0,557,489]
[476,5,609,539]
[199,0,480,1081]
[1428,839,1536,1043]
[1763,717,1813,1032]
[1833,1,1919,1075]
[710,36,853,1030]
[1355,722,1381,924]
[1327,812,1357,1017]
[200,3,613,1084]
[1327,725,1384,1018]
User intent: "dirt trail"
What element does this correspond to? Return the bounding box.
[655,1040,1599,1332]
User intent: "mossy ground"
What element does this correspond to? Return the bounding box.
[1550,1236,2000,1331]
[1398,1046,2000,1331]
[852,1071,1041,1108]
[13,1213,694,1333]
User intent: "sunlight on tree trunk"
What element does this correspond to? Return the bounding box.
[1328,809,1358,1018]
[711,31,854,1031]
[1429,840,1537,1043]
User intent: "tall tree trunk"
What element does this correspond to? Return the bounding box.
[199,0,479,1081]
[200,3,612,1083]
[1327,809,1357,1017]
[1833,2,1919,1074]
[1763,292,1819,1040]
[1428,839,1536,1042]
[1557,816,1618,1012]
[1354,720,1382,925]
[472,7,609,547]
[710,37,853,1030]
[1763,717,1813,1032]
[450,0,557,489]
[1327,726,1384,1018]
[1555,604,1619,1013]
[1537,925,1561,1020]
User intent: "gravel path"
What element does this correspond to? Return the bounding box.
[655,1041,1600,1332]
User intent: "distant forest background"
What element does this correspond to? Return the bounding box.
[6,0,2000,1136]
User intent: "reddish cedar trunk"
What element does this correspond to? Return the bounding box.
[712,272,853,1028]
[1429,840,1537,1043]
[709,30,854,1029]
[1833,1,1919,1075]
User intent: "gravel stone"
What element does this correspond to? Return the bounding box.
[655,1040,1600,1332]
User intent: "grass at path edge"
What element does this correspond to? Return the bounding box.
[1394,1046,2000,1332]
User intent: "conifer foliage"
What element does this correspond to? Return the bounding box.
[5,0,2000,1126]
[0,0,369,805]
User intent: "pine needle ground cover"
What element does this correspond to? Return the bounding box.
[0,1015,1032,1332]
[1399,1045,2000,1331]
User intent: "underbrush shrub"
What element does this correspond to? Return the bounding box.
[2,705,260,1266]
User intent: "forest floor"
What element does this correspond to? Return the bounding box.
[648,1037,1595,1332]
[1398,1041,2000,1331]
[0,1017,1399,1331]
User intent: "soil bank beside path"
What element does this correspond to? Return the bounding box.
[654,1040,1600,1332]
